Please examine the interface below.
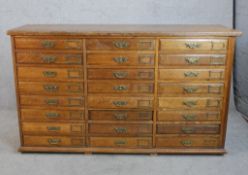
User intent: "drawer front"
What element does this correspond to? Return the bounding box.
[86,39,155,50]
[159,69,225,81]
[87,53,155,66]
[22,122,85,136]
[88,96,153,109]
[89,110,153,121]
[89,123,152,135]
[21,109,84,122]
[19,82,84,95]
[88,81,154,94]
[157,111,221,121]
[20,95,84,108]
[156,135,221,148]
[23,136,85,147]
[18,67,83,81]
[158,83,224,96]
[157,124,220,134]
[158,97,222,110]
[89,137,152,148]
[88,69,154,80]
[159,54,226,66]
[160,39,227,52]
[15,38,83,50]
[16,52,83,65]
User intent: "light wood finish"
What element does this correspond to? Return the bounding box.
[8,24,241,154]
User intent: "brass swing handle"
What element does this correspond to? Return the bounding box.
[183,114,196,121]
[113,56,128,64]
[114,113,128,120]
[47,126,61,131]
[185,57,200,64]
[43,84,59,92]
[181,127,195,134]
[184,71,199,78]
[42,56,57,63]
[183,100,198,108]
[113,85,128,91]
[43,71,57,78]
[113,71,128,79]
[113,40,129,49]
[113,101,128,107]
[48,138,61,145]
[45,99,59,105]
[46,112,60,119]
[114,140,127,146]
[183,86,198,93]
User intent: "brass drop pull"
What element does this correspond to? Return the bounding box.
[114,113,128,120]
[183,87,198,93]
[46,112,60,118]
[181,127,195,134]
[115,140,127,146]
[113,56,128,64]
[47,126,61,131]
[43,71,57,78]
[183,114,196,121]
[113,40,129,48]
[181,140,192,147]
[183,100,197,108]
[185,42,201,49]
[113,101,128,107]
[43,84,59,92]
[48,138,61,145]
[42,56,56,63]
[113,71,128,79]
[185,57,199,64]
[41,40,55,48]
[45,99,59,105]
[184,71,199,78]
[113,85,128,91]
[114,127,127,133]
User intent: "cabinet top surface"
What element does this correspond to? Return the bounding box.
[7,24,241,37]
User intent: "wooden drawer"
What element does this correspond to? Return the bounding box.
[16,52,83,65]
[15,38,83,50]
[158,83,224,96]
[158,97,222,110]
[160,39,227,52]
[89,110,152,121]
[87,52,154,66]
[86,39,155,50]
[19,82,84,95]
[156,135,221,148]
[157,124,220,134]
[157,111,221,121]
[23,136,85,147]
[22,122,85,136]
[89,123,152,135]
[89,137,152,148]
[88,69,154,80]
[159,69,225,81]
[88,96,153,109]
[18,67,83,81]
[20,95,84,108]
[88,81,154,94]
[159,54,226,66]
[21,109,84,122]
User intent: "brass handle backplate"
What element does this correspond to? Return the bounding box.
[113,40,129,48]
[42,56,56,63]
[114,127,127,133]
[181,127,195,134]
[113,101,128,107]
[185,57,199,64]
[48,138,61,145]
[113,85,128,91]
[184,71,199,78]
[183,87,198,93]
[114,112,128,120]
[47,126,61,131]
[114,140,127,146]
[43,71,57,78]
[42,40,55,48]
[183,114,196,121]
[113,56,128,64]
[46,112,60,118]
[43,84,59,92]
[113,72,128,79]
[185,42,201,49]
[181,140,192,147]
[45,99,59,105]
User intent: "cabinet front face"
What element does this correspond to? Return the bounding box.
[9,25,237,154]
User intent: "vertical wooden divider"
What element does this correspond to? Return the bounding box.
[152,38,159,147]
[83,39,89,147]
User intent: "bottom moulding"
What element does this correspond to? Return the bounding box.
[19,146,226,155]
